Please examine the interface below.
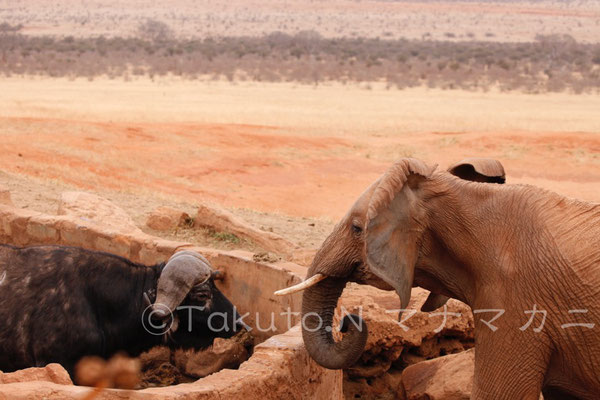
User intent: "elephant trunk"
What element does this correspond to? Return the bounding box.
[301,277,368,370]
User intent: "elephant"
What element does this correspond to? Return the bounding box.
[276,157,600,399]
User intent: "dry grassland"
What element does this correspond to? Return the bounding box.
[1,77,598,229]
[2,77,600,134]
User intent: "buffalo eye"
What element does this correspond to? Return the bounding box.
[351,224,363,235]
[190,286,211,301]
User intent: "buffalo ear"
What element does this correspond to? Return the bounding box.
[447,158,505,184]
[365,158,437,309]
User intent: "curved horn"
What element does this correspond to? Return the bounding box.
[152,251,212,319]
[274,274,326,296]
[174,251,224,281]
[168,250,212,267]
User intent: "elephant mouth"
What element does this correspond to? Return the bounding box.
[349,263,395,291]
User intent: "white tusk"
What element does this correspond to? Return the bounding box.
[274,274,327,296]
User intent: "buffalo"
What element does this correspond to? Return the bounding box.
[0,244,246,377]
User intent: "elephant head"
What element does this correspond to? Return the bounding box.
[275,157,506,370]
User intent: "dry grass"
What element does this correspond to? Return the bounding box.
[2,76,600,135]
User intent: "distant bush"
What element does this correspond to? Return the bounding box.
[0,29,599,93]
[0,22,22,33]
[137,19,174,42]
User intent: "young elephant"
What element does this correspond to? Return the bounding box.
[278,158,600,400]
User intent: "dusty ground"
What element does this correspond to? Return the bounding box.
[2,0,600,43]
[0,76,598,254]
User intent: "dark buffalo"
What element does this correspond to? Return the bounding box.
[0,245,245,376]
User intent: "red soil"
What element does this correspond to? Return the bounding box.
[1,116,598,220]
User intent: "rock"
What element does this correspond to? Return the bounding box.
[139,331,253,388]
[344,368,404,400]
[338,284,474,398]
[401,349,474,400]
[174,339,248,379]
[0,185,12,206]
[57,191,141,235]
[196,203,298,257]
[146,206,193,231]
[339,285,474,372]
[0,363,72,385]
[346,360,392,379]
[137,330,253,388]
[174,329,253,379]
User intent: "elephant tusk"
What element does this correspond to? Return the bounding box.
[274,273,327,296]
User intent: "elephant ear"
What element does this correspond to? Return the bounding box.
[447,158,505,184]
[421,293,450,312]
[365,158,437,310]
[419,158,505,312]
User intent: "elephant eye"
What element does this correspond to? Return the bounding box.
[351,224,363,235]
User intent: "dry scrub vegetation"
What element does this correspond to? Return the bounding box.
[2,0,600,43]
[1,21,600,93]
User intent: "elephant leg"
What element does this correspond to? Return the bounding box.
[471,330,549,400]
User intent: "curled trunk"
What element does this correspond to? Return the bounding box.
[301,277,368,370]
